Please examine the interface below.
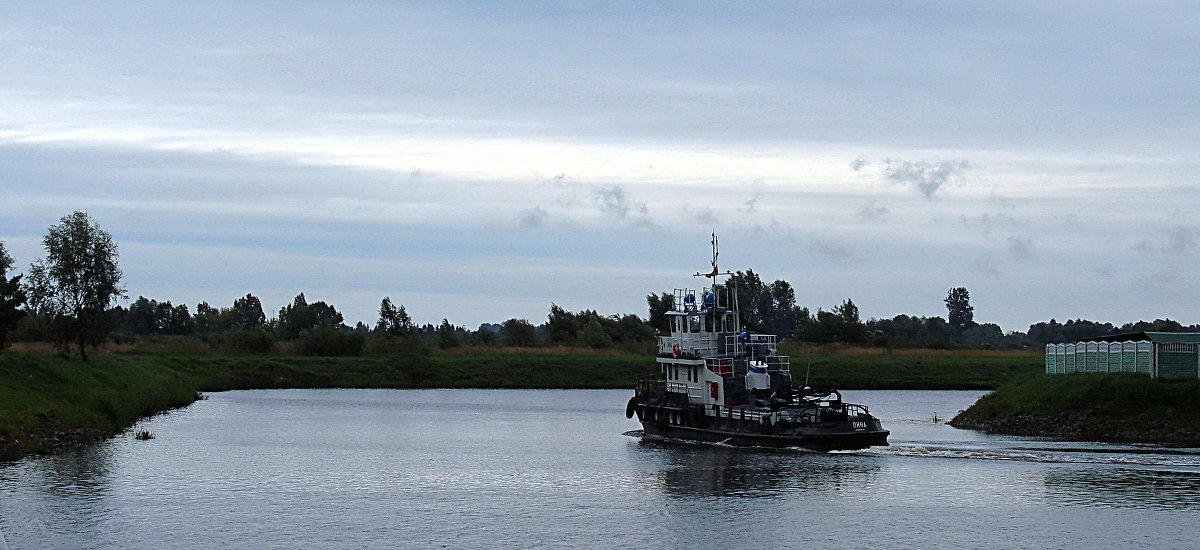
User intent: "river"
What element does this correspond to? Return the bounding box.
[1,389,1198,549]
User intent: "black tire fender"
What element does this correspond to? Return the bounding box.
[625,396,638,419]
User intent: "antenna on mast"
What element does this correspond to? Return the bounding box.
[696,230,730,279]
[711,230,718,272]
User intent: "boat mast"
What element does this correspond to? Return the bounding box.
[694,231,736,333]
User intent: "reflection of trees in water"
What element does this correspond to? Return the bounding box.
[0,444,115,547]
[33,444,114,499]
[1042,467,1200,510]
[636,439,881,499]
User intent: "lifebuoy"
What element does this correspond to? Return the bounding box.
[672,343,681,358]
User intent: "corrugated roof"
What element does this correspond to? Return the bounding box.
[1077,332,1200,343]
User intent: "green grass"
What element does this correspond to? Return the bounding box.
[950,373,1200,444]
[0,353,200,458]
[782,344,1042,389]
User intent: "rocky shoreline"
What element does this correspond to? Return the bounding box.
[0,422,117,461]
[949,410,1200,446]
[949,372,1200,446]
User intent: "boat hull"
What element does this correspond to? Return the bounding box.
[633,402,889,452]
[640,421,889,451]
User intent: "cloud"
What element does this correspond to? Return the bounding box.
[1168,227,1198,253]
[1131,226,1198,254]
[811,239,858,263]
[547,173,580,206]
[1132,239,1157,253]
[958,212,1014,237]
[684,206,719,226]
[1090,264,1115,279]
[750,219,795,242]
[591,184,647,219]
[743,179,765,213]
[858,203,891,222]
[1007,235,1034,260]
[883,158,970,198]
[970,252,1001,277]
[518,206,548,229]
[849,157,869,172]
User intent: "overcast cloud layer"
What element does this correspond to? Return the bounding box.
[2,1,1197,331]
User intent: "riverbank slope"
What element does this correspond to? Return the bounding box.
[0,351,653,458]
[949,373,1200,445]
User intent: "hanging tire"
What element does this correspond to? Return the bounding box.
[625,396,638,419]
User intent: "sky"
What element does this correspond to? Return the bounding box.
[1,1,1198,332]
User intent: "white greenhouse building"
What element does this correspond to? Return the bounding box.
[1045,332,1200,380]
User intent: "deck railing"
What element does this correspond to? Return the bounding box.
[658,333,722,357]
[718,402,870,424]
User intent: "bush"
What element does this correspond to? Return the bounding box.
[365,334,429,356]
[297,325,365,357]
[226,329,276,355]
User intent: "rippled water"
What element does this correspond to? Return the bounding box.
[1,389,1198,549]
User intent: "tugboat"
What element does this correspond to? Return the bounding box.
[625,236,889,452]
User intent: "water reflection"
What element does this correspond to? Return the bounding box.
[633,437,881,499]
[34,444,114,499]
[0,443,117,548]
[1043,466,1200,510]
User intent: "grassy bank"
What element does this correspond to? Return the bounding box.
[0,350,656,458]
[0,345,1042,459]
[950,373,1200,444]
[0,353,201,459]
[781,344,1042,389]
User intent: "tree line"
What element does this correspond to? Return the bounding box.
[661,270,1199,349]
[1,211,1196,359]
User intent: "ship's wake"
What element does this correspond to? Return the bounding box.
[868,442,1200,470]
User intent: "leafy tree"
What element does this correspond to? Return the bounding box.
[298,325,365,356]
[474,324,499,345]
[125,296,195,335]
[613,313,655,344]
[580,317,613,348]
[866,314,957,348]
[833,298,867,343]
[766,280,800,338]
[546,304,578,343]
[375,297,414,337]
[24,212,124,360]
[276,293,343,339]
[1121,318,1189,333]
[729,270,770,333]
[728,271,807,339]
[232,293,266,329]
[789,307,818,342]
[1026,318,1115,344]
[437,318,460,349]
[645,292,675,334]
[961,323,1004,347]
[945,287,974,330]
[500,318,537,347]
[226,328,275,354]
[195,301,235,333]
[162,302,194,335]
[127,296,159,334]
[0,241,26,350]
